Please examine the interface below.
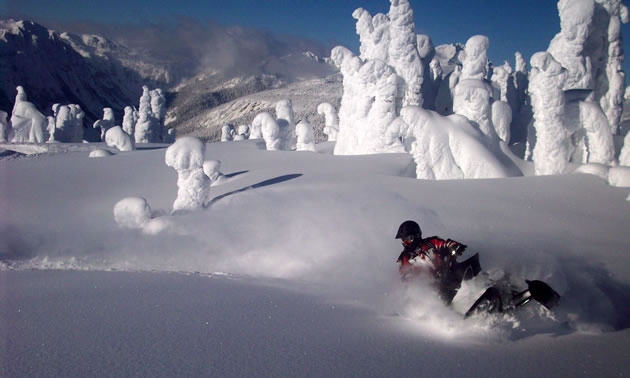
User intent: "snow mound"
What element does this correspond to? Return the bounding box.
[203,159,224,185]
[608,166,630,187]
[113,197,152,229]
[89,149,114,158]
[572,163,609,180]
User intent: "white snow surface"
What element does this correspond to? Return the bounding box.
[1,140,630,376]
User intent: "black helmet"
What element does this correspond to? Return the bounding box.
[395,220,422,239]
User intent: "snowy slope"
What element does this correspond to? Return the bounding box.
[170,75,342,142]
[1,140,630,376]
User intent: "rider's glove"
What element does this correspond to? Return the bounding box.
[446,239,467,256]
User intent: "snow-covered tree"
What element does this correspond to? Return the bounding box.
[234,125,250,140]
[529,52,570,175]
[0,110,12,142]
[317,102,339,141]
[150,88,166,124]
[92,108,115,142]
[491,100,512,143]
[134,111,160,144]
[590,0,629,135]
[296,121,316,151]
[620,131,630,166]
[252,112,280,150]
[572,101,615,165]
[250,117,263,139]
[548,0,595,91]
[331,46,401,155]
[417,34,437,109]
[53,104,84,143]
[384,106,520,179]
[461,35,490,81]
[13,86,27,113]
[388,0,424,107]
[165,137,211,212]
[122,106,136,138]
[453,78,496,140]
[221,124,235,142]
[133,86,162,143]
[69,105,85,142]
[276,100,296,150]
[105,126,135,152]
[351,0,424,107]
[10,87,47,143]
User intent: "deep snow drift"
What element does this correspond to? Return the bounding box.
[1,140,630,376]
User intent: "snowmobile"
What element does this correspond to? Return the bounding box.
[426,251,561,318]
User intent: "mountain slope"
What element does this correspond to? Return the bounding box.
[0,20,169,131]
[169,74,342,142]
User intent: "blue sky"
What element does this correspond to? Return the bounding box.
[4,0,630,74]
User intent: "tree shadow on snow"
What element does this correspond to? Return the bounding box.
[224,170,248,178]
[205,174,303,208]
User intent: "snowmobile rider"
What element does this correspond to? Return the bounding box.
[395,220,479,304]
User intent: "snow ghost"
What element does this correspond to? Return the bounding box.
[528,52,570,175]
[203,160,224,185]
[139,86,152,117]
[150,88,166,123]
[114,197,153,229]
[105,126,135,152]
[491,100,512,143]
[165,136,211,212]
[93,108,115,142]
[573,101,615,165]
[250,117,264,139]
[234,125,250,140]
[122,106,136,138]
[331,46,402,155]
[253,112,281,150]
[296,121,316,151]
[53,104,83,143]
[276,100,296,150]
[10,88,47,143]
[461,35,490,81]
[134,111,160,144]
[547,0,595,90]
[135,86,162,143]
[0,110,12,142]
[350,0,424,108]
[221,124,235,142]
[453,79,496,140]
[13,86,27,113]
[317,102,339,142]
[68,104,84,142]
[385,106,520,179]
[620,131,630,166]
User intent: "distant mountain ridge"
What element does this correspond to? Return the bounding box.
[0,19,169,132]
